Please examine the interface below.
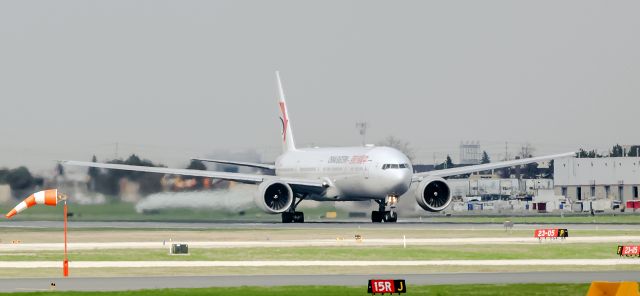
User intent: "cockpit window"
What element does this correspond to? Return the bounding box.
[383,163,410,170]
[382,163,410,170]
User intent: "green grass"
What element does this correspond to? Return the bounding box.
[0,243,627,261]
[0,202,346,222]
[2,200,640,223]
[0,202,276,222]
[0,284,593,295]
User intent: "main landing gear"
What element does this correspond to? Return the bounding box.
[282,195,305,223]
[371,195,398,223]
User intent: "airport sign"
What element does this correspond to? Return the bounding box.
[368,279,406,294]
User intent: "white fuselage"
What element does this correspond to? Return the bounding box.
[274,146,413,201]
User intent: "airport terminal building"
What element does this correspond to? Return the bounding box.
[554,157,640,203]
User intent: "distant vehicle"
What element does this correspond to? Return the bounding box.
[63,72,573,223]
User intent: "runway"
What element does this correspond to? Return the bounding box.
[1,259,639,268]
[1,271,639,292]
[2,235,639,251]
[1,221,637,292]
[1,220,638,230]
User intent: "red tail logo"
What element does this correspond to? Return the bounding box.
[279,101,288,142]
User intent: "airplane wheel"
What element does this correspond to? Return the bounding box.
[383,211,397,223]
[371,211,383,223]
[293,212,304,223]
[282,212,294,223]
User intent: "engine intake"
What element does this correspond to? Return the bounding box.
[254,181,294,214]
[415,177,452,212]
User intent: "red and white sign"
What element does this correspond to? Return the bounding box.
[370,280,395,293]
[534,229,557,238]
[534,228,568,239]
[620,245,640,256]
[368,279,407,294]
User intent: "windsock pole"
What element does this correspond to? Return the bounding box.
[63,200,68,277]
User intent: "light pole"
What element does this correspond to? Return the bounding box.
[356,121,368,146]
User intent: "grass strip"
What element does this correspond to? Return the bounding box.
[0,284,593,296]
[0,243,631,261]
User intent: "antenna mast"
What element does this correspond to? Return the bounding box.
[356,121,368,146]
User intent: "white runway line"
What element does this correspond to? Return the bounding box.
[2,236,640,251]
[1,259,639,268]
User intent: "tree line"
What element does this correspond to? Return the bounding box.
[86,154,210,198]
[0,167,44,195]
[577,144,640,158]
[433,151,552,179]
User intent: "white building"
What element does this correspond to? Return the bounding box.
[554,157,640,202]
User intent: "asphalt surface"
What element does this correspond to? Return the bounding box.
[0,220,638,230]
[2,271,639,292]
[2,259,640,268]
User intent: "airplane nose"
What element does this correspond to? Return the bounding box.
[387,170,411,194]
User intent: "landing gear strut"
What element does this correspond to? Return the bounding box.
[282,195,305,223]
[371,196,398,223]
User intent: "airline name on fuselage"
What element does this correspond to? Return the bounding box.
[328,155,369,164]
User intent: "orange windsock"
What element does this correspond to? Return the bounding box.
[5,189,64,219]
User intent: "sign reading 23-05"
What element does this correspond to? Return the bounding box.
[534,228,569,239]
[368,279,406,294]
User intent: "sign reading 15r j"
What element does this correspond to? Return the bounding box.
[368,279,406,294]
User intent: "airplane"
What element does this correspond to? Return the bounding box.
[63,72,574,223]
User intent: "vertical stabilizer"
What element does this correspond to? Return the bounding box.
[276,71,296,152]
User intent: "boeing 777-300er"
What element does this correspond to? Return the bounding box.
[63,72,574,223]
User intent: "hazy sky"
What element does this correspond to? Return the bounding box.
[1,1,639,173]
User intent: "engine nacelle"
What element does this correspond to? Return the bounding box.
[415,177,452,212]
[254,180,294,214]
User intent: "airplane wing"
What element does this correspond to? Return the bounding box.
[191,158,276,170]
[412,152,574,181]
[61,160,325,188]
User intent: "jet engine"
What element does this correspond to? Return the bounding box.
[254,180,294,214]
[415,177,452,212]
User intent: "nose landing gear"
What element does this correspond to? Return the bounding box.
[371,195,398,223]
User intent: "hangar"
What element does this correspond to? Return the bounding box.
[554,157,640,203]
